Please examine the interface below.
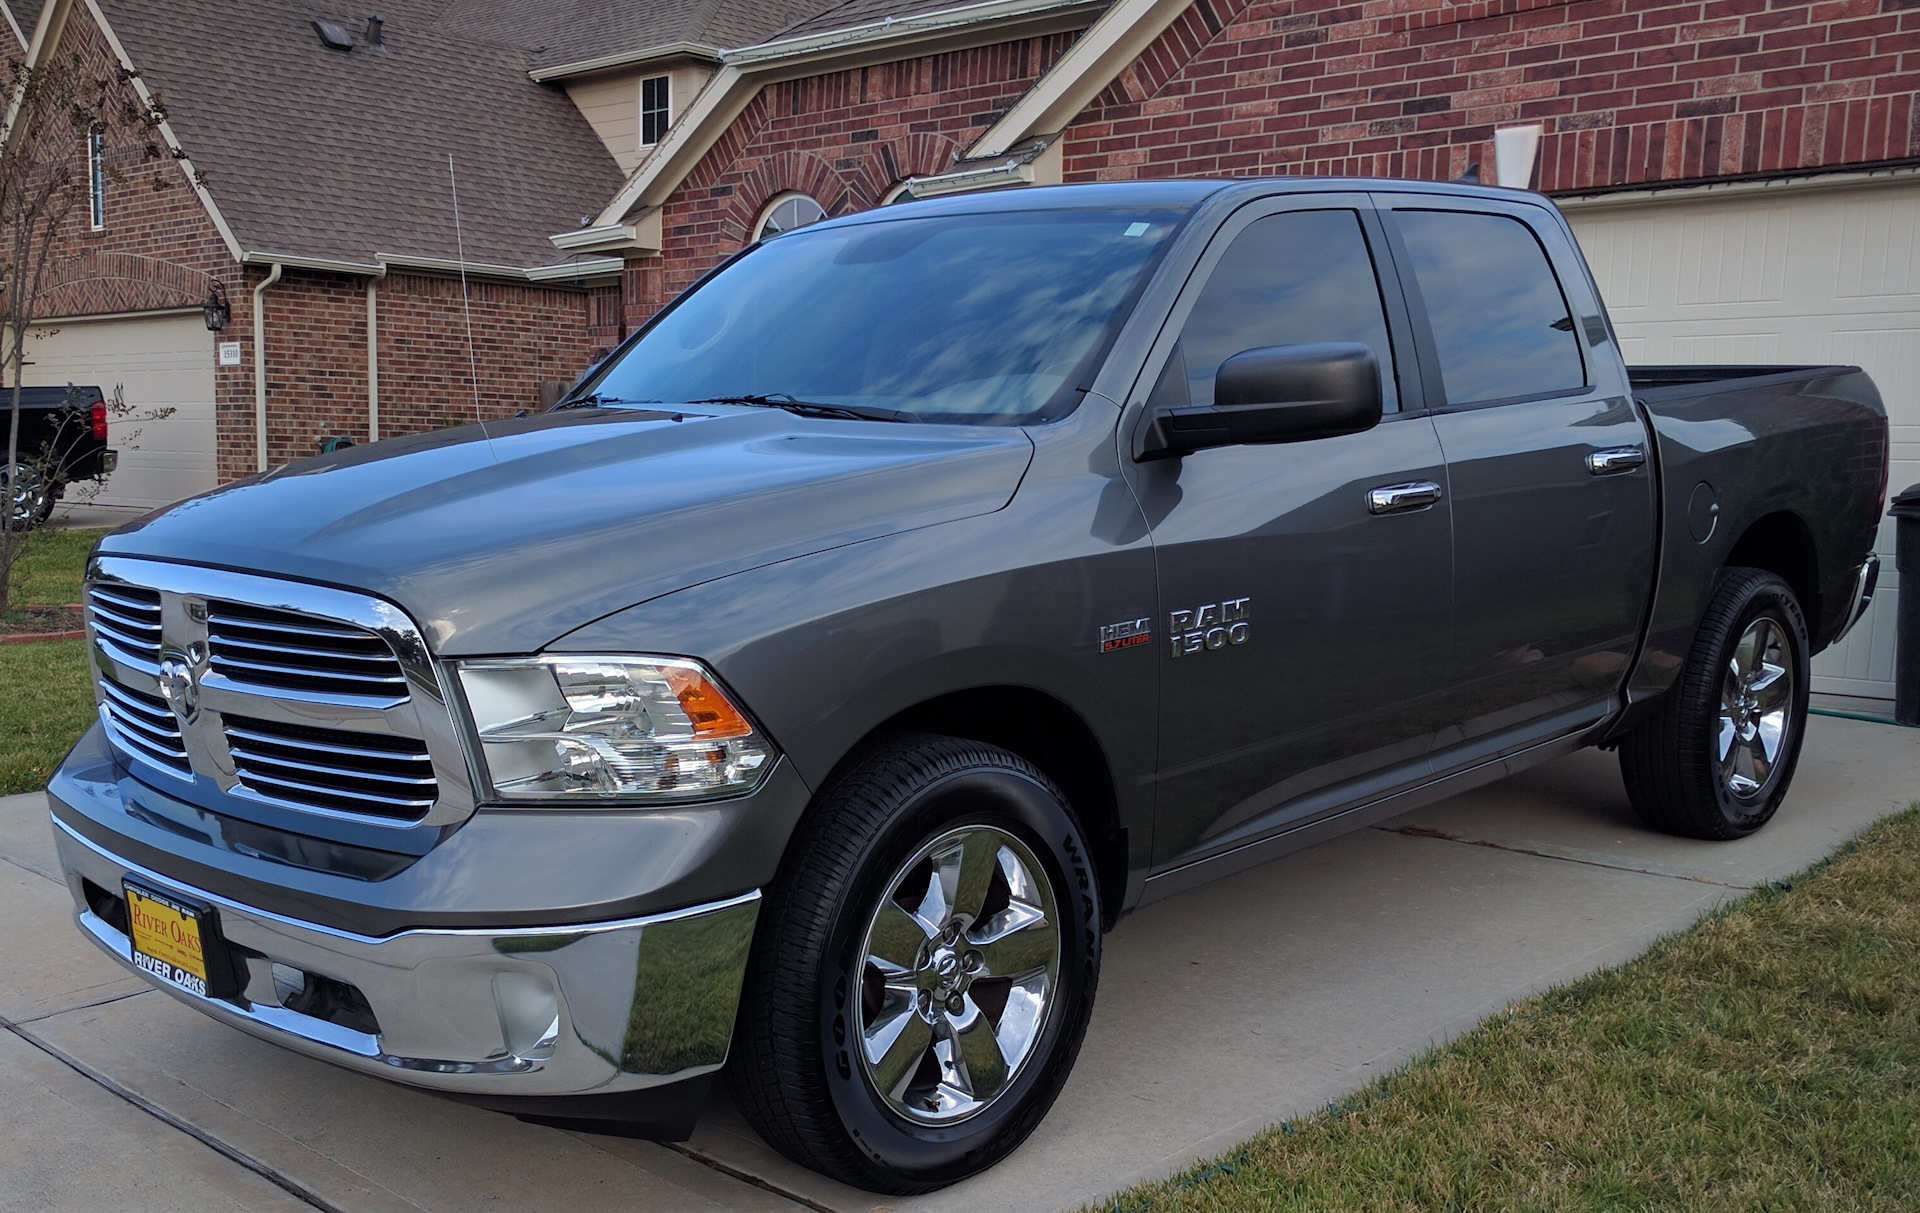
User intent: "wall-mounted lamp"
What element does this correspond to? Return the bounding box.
[202,282,232,332]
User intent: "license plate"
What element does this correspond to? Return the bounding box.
[124,883,211,997]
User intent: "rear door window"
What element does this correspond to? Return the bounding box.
[1179,209,1399,411]
[1393,209,1586,406]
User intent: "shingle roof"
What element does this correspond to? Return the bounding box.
[771,0,986,41]
[97,0,625,268]
[6,0,45,45]
[440,0,850,76]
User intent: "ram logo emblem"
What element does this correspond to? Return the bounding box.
[1169,598,1251,657]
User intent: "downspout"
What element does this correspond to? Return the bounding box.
[366,275,379,443]
[253,261,283,472]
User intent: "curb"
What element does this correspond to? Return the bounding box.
[1,604,86,644]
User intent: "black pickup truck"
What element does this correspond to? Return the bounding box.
[3,384,115,528]
[54,180,1885,1192]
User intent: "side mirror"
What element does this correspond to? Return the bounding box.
[1137,342,1384,461]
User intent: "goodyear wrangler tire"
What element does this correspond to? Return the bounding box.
[1619,567,1811,840]
[729,733,1101,1193]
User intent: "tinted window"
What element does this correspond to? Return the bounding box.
[1179,209,1397,410]
[582,209,1180,425]
[1394,210,1585,406]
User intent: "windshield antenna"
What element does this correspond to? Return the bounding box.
[448,153,482,425]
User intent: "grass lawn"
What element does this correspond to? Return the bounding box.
[1094,808,1920,1213]
[10,526,104,605]
[1,529,106,794]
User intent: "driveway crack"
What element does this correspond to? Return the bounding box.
[1374,824,1752,889]
[0,1017,355,1213]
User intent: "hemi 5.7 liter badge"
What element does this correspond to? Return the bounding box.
[1099,617,1152,653]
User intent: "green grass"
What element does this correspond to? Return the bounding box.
[9,527,106,605]
[1090,808,1920,1213]
[0,638,93,794]
[1,531,104,793]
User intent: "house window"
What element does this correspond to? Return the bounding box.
[88,130,105,230]
[640,75,670,146]
[756,193,826,241]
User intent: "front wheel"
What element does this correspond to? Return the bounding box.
[729,734,1100,1193]
[1619,567,1811,839]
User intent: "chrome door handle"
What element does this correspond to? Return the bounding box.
[1367,481,1443,515]
[1586,445,1646,475]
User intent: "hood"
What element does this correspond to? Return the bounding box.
[100,408,1034,654]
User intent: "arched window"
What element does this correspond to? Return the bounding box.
[881,181,916,205]
[755,192,826,240]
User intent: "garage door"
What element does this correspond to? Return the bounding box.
[22,310,216,511]
[1567,176,1920,701]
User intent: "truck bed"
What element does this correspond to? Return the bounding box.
[1621,362,1885,695]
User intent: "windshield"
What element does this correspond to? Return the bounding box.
[577,207,1185,425]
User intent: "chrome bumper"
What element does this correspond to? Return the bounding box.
[53,816,759,1097]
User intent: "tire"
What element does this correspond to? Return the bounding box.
[1619,567,1811,840]
[2,464,51,531]
[729,733,1101,1193]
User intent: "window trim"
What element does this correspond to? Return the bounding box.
[639,74,670,147]
[752,191,828,242]
[87,129,105,231]
[1376,200,1595,413]
[1130,196,1421,443]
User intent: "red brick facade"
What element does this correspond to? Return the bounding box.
[37,9,613,485]
[237,268,608,479]
[43,2,1920,484]
[1061,0,1920,190]
[627,34,1081,326]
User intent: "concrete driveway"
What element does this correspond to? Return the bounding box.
[2,713,1914,1212]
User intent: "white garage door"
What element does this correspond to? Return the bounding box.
[23,310,216,511]
[1568,176,1920,701]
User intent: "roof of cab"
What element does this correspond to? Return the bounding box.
[796,177,1545,233]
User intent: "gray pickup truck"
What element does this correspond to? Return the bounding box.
[53,179,1885,1192]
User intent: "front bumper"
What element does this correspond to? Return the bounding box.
[54,815,759,1099]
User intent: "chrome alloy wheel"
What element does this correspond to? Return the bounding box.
[2,463,47,531]
[1718,615,1793,800]
[856,825,1061,1125]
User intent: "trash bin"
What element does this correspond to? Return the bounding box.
[1892,484,1920,725]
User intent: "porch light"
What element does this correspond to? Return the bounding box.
[202,283,231,332]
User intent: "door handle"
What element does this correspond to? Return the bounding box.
[1586,445,1646,475]
[1367,481,1443,515]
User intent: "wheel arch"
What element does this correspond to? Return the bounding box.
[832,686,1129,931]
[1723,510,1820,636]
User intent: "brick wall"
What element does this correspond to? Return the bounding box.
[635,34,1081,327]
[35,12,232,319]
[223,268,607,482]
[1062,0,1920,190]
[36,5,614,486]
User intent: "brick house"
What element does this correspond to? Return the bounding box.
[12,0,655,505]
[14,0,1918,696]
[561,0,1919,697]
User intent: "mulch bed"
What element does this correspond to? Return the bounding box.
[1,604,86,643]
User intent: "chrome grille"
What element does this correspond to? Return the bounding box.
[208,602,408,699]
[98,678,190,777]
[224,715,437,821]
[88,584,162,664]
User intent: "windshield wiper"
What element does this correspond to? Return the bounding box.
[552,392,658,411]
[686,393,915,423]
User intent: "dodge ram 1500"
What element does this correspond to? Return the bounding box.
[52,179,1886,1192]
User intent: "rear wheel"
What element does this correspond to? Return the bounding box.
[1619,567,1810,839]
[729,734,1100,1193]
[2,464,52,530]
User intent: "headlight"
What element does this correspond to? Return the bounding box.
[454,655,774,803]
